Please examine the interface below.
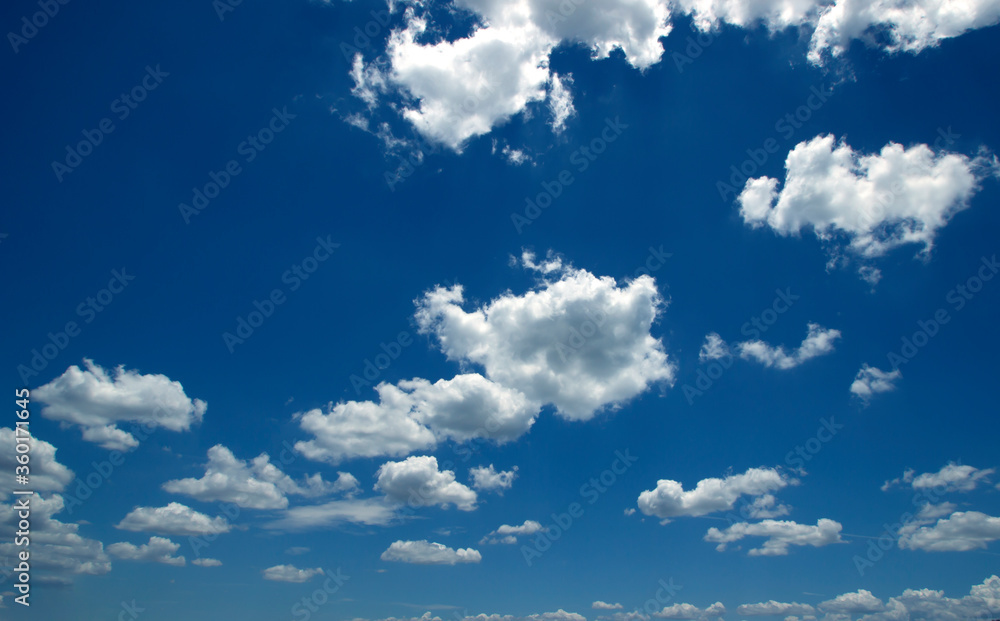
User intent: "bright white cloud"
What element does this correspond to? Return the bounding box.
[737,323,841,370]
[162,444,338,509]
[380,539,482,565]
[264,498,398,531]
[470,464,519,492]
[739,135,995,263]
[653,602,727,619]
[698,333,730,362]
[263,564,324,582]
[594,602,625,611]
[0,428,74,493]
[192,557,222,567]
[295,373,537,464]
[107,536,185,566]
[482,519,545,544]
[738,601,818,617]
[375,455,478,511]
[637,467,793,521]
[857,575,1000,621]
[898,510,1000,552]
[416,252,675,420]
[115,502,231,537]
[34,359,206,450]
[851,365,902,402]
[0,493,110,585]
[820,590,886,614]
[883,463,995,492]
[705,518,844,556]
[548,72,575,134]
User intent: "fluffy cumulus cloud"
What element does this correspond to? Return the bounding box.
[263,564,325,582]
[0,493,110,585]
[380,539,482,565]
[851,365,902,403]
[192,557,223,567]
[737,323,841,369]
[162,445,340,509]
[820,590,886,614]
[737,601,817,616]
[705,518,844,556]
[855,576,1000,621]
[107,536,185,566]
[652,602,726,619]
[481,519,545,544]
[883,463,995,492]
[594,602,625,611]
[470,464,519,492]
[295,373,537,464]
[0,428,74,493]
[115,502,232,536]
[898,510,1000,552]
[34,359,206,451]
[416,252,675,420]
[375,455,478,510]
[637,467,794,521]
[738,135,996,269]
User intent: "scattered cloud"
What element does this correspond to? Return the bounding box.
[883,463,995,493]
[108,536,185,566]
[705,518,844,556]
[851,365,902,403]
[380,540,482,565]
[115,503,231,537]
[637,467,794,521]
[481,520,545,544]
[375,455,478,511]
[470,464,518,493]
[737,323,841,370]
[737,601,817,617]
[0,428,74,492]
[820,590,886,614]
[263,564,324,583]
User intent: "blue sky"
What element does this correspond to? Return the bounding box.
[2,0,1000,619]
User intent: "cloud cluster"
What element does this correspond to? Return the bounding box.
[375,455,478,511]
[108,536,185,566]
[380,539,482,564]
[470,464,519,492]
[481,519,545,544]
[637,467,794,521]
[115,502,232,536]
[34,359,206,451]
[262,564,325,582]
[737,323,841,370]
[705,518,844,556]
[850,365,902,403]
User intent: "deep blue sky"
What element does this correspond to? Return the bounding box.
[2,1,999,620]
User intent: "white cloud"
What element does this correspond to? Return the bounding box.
[115,502,231,536]
[653,602,726,619]
[482,519,545,544]
[594,602,625,611]
[705,518,844,556]
[294,373,537,464]
[264,498,399,531]
[851,365,902,403]
[34,359,206,450]
[637,467,793,521]
[739,135,994,264]
[883,463,995,492]
[416,252,674,420]
[737,602,818,616]
[263,564,324,583]
[375,455,478,511]
[163,444,338,509]
[107,536,185,566]
[548,72,575,134]
[0,493,110,585]
[0,428,74,492]
[192,557,222,567]
[857,576,1000,621]
[898,510,1000,552]
[470,464,519,492]
[820,590,886,614]
[380,539,482,565]
[698,333,730,362]
[737,323,841,369]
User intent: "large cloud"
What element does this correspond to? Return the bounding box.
[820,590,886,614]
[739,135,995,266]
[34,359,206,451]
[415,252,674,420]
[705,518,844,556]
[375,455,478,511]
[162,445,340,509]
[0,494,110,585]
[637,467,794,521]
[294,373,536,464]
[0,428,74,493]
[380,539,482,564]
[115,502,232,536]
[898,510,1000,552]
